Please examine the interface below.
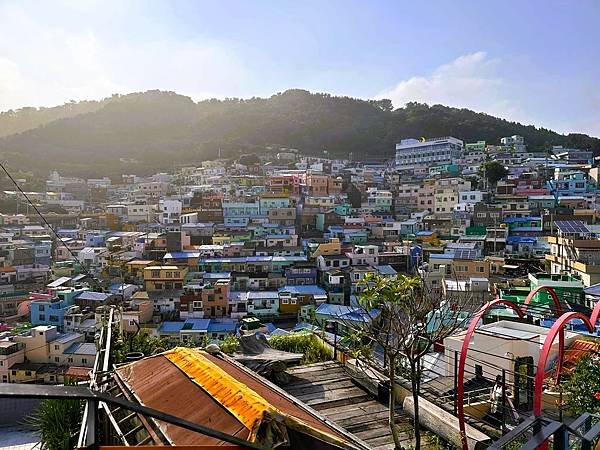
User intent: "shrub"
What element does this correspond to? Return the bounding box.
[564,356,600,416]
[268,333,332,364]
[27,382,83,450]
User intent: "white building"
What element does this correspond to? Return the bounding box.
[500,135,526,152]
[444,320,578,390]
[127,204,156,223]
[458,191,484,204]
[77,247,109,271]
[395,137,463,169]
[158,199,183,225]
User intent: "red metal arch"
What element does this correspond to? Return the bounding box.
[521,285,564,316]
[457,299,524,450]
[589,299,600,329]
[522,285,566,385]
[533,312,594,450]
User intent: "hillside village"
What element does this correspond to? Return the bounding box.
[2,134,600,449]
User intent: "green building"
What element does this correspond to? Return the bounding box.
[466,141,486,153]
[498,273,584,311]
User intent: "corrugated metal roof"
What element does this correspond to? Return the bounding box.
[114,348,356,448]
[47,277,71,288]
[63,342,96,355]
[165,347,271,436]
[116,352,248,445]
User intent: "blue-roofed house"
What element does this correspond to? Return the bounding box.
[74,291,117,309]
[30,287,88,331]
[163,251,201,269]
[60,342,97,367]
[246,291,279,318]
[157,321,185,340]
[505,236,549,257]
[207,319,238,341]
[375,265,397,279]
[108,283,139,300]
[314,303,379,334]
[278,285,328,316]
[159,319,210,344]
[157,318,237,344]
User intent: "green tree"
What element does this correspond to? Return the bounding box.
[480,161,508,186]
[111,330,176,364]
[238,153,260,166]
[345,274,473,449]
[564,356,600,415]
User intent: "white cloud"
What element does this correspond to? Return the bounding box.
[0,2,251,111]
[377,51,529,124]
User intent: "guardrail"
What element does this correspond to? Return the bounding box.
[78,306,116,447]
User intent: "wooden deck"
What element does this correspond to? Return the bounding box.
[283,361,417,450]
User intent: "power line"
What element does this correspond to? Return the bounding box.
[0,160,93,278]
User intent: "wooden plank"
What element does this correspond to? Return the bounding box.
[372,443,397,450]
[294,386,366,403]
[343,414,408,432]
[306,393,373,409]
[354,425,395,441]
[286,361,340,374]
[284,379,356,396]
[335,410,394,427]
[287,367,352,381]
[318,400,386,416]
[365,433,412,448]
[281,361,421,448]
[324,403,390,422]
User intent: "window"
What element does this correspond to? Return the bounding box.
[54,357,60,362]
[25,371,32,376]
[82,358,88,365]
[39,314,45,321]
[151,270,160,278]
[281,298,289,304]
[67,357,74,363]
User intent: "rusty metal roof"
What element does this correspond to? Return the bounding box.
[114,348,359,449]
[116,352,248,446]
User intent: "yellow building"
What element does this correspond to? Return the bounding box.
[9,362,64,384]
[126,260,157,280]
[309,238,342,258]
[143,266,188,291]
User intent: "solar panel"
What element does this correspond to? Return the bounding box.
[554,220,590,234]
[454,248,479,260]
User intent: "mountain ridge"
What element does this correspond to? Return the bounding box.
[0,89,598,177]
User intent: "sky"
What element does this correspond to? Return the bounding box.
[0,0,599,136]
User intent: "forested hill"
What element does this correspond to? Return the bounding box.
[0,89,598,177]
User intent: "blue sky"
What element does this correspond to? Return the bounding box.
[0,0,599,136]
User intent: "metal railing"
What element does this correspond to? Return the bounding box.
[0,384,263,450]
